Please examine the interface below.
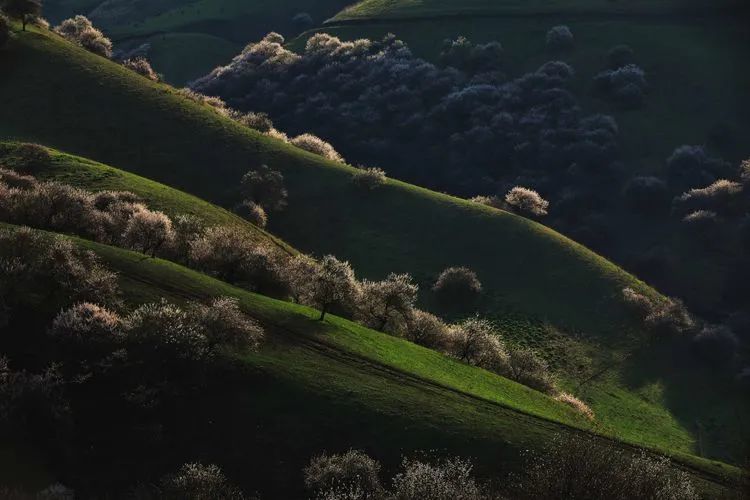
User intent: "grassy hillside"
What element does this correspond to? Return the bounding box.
[334,0,745,19]
[293,0,750,314]
[0,222,739,497]
[0,26,747,464]
[0,142,294,255]
[44,0,354,83]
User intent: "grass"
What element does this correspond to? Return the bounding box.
[0,222,740,496]
[292,2,750,319]
[44,0,355,84]
[0,26,747,465]
[0,142,294,255]
[334,0,745,20]
[127,32,242,84]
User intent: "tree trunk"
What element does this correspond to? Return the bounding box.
[318,305,327,321]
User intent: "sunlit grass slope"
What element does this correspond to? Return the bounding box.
[334,0,745,20]
[0,142,293,255]
[0,222,740,497]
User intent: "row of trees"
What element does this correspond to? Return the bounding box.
[301,436,698,500]
[0,158,564,399]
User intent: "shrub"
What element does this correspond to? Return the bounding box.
[2,0,41,31]
[622,176,670,213]
[170,214,205,260]
[160,463,244,500]
[49,302,123,348]
[448,317,508,370]
[0,167,36,189]
[673,179,744,217]
[518,434,698,500]
[536,60,574,82]
[681,210,723,243]
[666,145,731,192]
[0,356,69,435]
[231,111,274,133]
[238,200,268,228]
[0,143,51,172]
[190,297,263,352]
[122,57,159,81]
[691,325,738,367]
[505,186,549,216]
[622,288,696,336]
[432,267,482,308]
[188,226,284,293]
[240,164,287,211]
[607,44,635,69]
[554,392,594,420]
[391,457,487,500]
[403,309,451,350]
[124,300,210,362]
[122,208,175,256]
[545,25,574,51]
[308,255,359,321]
[37,483,75,499]
[357,273,418,333]
[291,133,345,163]
[281,254,321,303]
[54,16,112,58]
[0,230,119,319]
[440,36,504,75]
[91,190,140,211]
[0,14,10,48]
[593,64,647,108]
[469,195,503,209]
[352,167,387,191]
[304,450,385,499]
[506,347,556,394]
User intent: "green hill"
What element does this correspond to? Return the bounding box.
[43,0,354,83]
[0,142,294,255]
[333,0,744,19]
[0,25,747,465]
[0,223,739,497]
[291,0,750,320]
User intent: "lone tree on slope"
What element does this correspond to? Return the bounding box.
[2,0,41,31]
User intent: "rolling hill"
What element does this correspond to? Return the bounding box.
[43,0,354,83]
[290,0,750,330]
[0,222,739,497]
[0,141,294,256]
[0,24,747,469]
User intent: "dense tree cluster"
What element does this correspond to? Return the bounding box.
[0,227,119,326]
[191,32,620,198]
[304,450,488,500]
[517,434,698,499]
[54,15,112,58]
